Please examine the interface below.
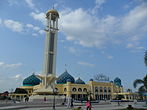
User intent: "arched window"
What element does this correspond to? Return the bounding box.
[83,88,87,92]
[100,87,103,92]
[72,87,77,92]
[108,87,111,92]
[78,88,82,92]
[104,87,107,93]
[64,88,67,92]
[95,87,98,92]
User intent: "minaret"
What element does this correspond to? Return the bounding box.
[44,9,59,76]
[34,9,59,94]
[43,9,59,88]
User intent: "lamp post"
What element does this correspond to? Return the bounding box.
[53,89,57,110]
[95,90,98,101]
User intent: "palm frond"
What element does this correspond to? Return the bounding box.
[138,85,146,92]
[143,74,147,89]
[133,79,144,88]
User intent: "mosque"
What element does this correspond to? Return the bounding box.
[10,71,125,101]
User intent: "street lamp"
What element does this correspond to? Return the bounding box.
[53,89,58,110]
[95,90,98,101]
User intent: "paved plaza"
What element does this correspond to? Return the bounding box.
[0,101,147,110]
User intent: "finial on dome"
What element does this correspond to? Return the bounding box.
[65,64,67,72]
[32,72,35,75]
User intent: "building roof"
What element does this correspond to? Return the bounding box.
[23,74,41,86]
[56,70,75,84]
[46,9,59,19]
[75,77,85,84]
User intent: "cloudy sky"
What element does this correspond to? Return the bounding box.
[0,0,147,92]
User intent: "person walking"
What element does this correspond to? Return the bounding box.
[86,100,91,110]
[71,98,74,108]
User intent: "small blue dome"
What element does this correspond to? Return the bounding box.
[89,79,93,81]
[57,70,75,84]
[75,78,85,84]
[114,77,121,86]
[23,74,41,86]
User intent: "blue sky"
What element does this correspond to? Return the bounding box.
[0,0,147,92]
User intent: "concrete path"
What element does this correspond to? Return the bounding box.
[0,101,147,110]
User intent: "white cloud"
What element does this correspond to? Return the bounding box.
[60,8,119,48]
[30,3,147,51]
[3,20,23,32]
[26,23,33,28]
[91,0,107,14]
[26,24,40,31]
[26,23,44,35]
[0,62,23,68]
[11,74,22,80]
[122,3,147,32]
[126,43,145,52]
[25,0,38,12]
[38,30,45,34]
[78,61,95,67]
[30,12,45,24]
[25,0,34,8]
[33,26,40,31]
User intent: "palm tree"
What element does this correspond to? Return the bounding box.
[145,51,147,67]
[133,75,147,92]
[133,75,147,100]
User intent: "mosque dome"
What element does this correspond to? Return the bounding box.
[56,70,75,84]
[23,74,41,86]
[114,77,121,87]
[75,78,85,84]
[46,9,59,19]
[89,79,94,81]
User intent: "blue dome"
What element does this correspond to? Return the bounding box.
[57,70,75,84]
[23,74,41,86]
[75,78,85,84]
[110,81,113,83]
[114,77,121,87]
[89,79,93,81]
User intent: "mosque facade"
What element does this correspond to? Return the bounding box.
[10,71,126,101]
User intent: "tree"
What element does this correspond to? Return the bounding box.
[133,75,147,92]
[126,89,132,93]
